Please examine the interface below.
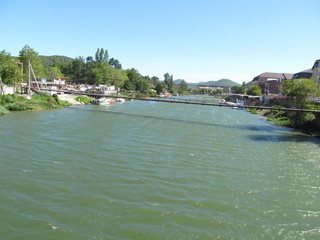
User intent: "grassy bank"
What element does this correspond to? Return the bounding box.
[247,107,320,136]
[0,93,70,115]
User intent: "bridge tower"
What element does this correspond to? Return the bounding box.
[27,59,41,95]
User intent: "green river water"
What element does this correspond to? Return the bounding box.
[1,97,320,239]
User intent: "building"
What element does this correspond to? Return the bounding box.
[312,59,320,83]
[292,69,313,79]
[198,85,231,93]
[251,72,293,95]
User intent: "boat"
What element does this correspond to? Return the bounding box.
[115,98,125,103]
[92,98,114,105]
[218,99,226,104]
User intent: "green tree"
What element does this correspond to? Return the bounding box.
[213,88,223,95]
[106,65,127,88]
[47,66,64,80]
[109,58,122,69]
[151,76,159,88]
[231,85,245,94]
[0,50,23,85]
[18,45,47,80]
[179,80,188,92]
[164,73,174,93]
[136,78,151,93]
[282,78,319,109]
[282,78,320,126]
[90,63,111,85]
[125,68,144,91]
[155,82,165,94]
[70,57,86,82]
[123,79,135,91]
[95,48,109,63]
[246,84,262,96]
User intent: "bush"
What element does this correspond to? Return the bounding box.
[0,105,9,115]
[76,96,92,105]
[246,108,259,114]
[6,102,33,111]
[267,116,291,126]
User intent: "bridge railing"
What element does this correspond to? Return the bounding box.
[28,87,320,113]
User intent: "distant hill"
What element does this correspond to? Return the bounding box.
[39,55,74,68]
[174,78,240,87]
[173,79,184,84]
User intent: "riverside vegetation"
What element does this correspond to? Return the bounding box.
[246,78,320,135]
[0,45,189,96]
[0,93,70,115]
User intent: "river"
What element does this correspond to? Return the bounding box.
[1,97,320,239]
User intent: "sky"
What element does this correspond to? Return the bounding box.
[0,0,319,83]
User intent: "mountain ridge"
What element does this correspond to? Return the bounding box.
[174,78,240,87]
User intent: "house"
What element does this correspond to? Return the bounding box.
[312,59,320,82]
[198,85,231,93]
[251,72,293,95]
[292,69,313,79]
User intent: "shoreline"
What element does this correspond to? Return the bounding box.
[247,108,320,137]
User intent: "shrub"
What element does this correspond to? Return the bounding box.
[0,105,9,115]
[6,102,33,111]
[0,94,14,105]
[246,108,258,114]
[76,96,92,105]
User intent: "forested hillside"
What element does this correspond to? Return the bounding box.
[39,55,74,68]
[186,79,240,88]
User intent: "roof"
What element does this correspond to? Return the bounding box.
[312,59,320,69]
[295,69,313,74]
[253,72,294,81]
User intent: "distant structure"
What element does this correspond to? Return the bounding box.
[292,69,313,79]
[198,85,231,93]
[312,59,320,83]
[251,72,293,95]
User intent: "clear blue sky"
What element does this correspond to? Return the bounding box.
[1,0,319,83]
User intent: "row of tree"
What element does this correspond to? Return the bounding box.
[231,83,262,96]
[0,45,189,95]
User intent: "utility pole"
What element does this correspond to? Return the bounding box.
[27,59,40,95]
[0,76,4,95]
[28,59,31,95]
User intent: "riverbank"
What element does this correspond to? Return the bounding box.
[247,107,320,137]
[0,93,73,116]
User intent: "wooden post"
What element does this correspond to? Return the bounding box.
[28,60,31,95]
[0,76,4,95]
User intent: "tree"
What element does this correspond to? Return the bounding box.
[151,76,159,88]
[136,78,151,93]
[109,58,122,69]
[179,80,188,92]
[246,84,262,96]
[155,82,165,94]
[18,45,47,80]
[164,73,174,93]
[282,78,319,109]
[231,85,245,94]
[86,56,94,63]
[213,89,223,95]
[47,66,64,80]
[282,78,320,126]
[125,68,144,91]
[95,48,109,63]
[0,50,23,85]
[70,57,86,81]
